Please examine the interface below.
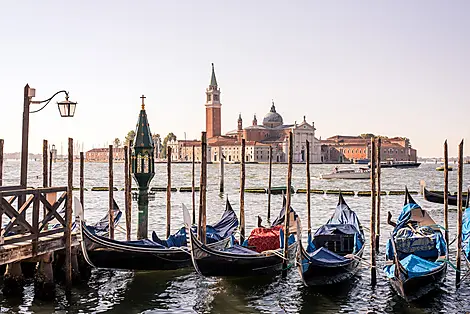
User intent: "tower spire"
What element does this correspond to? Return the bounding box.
[210,63,218,87]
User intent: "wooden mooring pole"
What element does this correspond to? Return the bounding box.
[282,132,293,278]
[0,139,4,186]
[65,137,73,291]
[166,146,172,238]
[370,138,377,285]
[219,154,224,193]
[127,140,133,239]
[192,145,196,225]
[444,140,449,245]
[49,149,52,187]
[198,132,207,243]
[108,145,114,240]
[80,152,84,208]
[240,139,246,244]
[375,138,381,253]
[124,145,131,240]
[306,140,311,236]
[43,140,48,188]
[267,146,272,221]
[456,139,464,286]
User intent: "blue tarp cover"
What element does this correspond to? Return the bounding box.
[124,238,166,248]
[223,245,259,255]
[152,199,239,248]
[314,224,360,237]
[307,247,350,265]
[384,254,441,279]
[463,207,470,259]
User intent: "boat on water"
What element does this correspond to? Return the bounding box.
[183,198,299,277]
[436,165,453,171]
[78,197,238,271]
[460,192,470,267]
[320,168,370,180]
[420,181,467,207]
[296,193,365,286]
[384,189,448,302]
[368,161,421,169]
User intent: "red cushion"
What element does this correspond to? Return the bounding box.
[247,225,283,253]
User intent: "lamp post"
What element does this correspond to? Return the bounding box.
[20,84,77,204]
[131,95,155,239]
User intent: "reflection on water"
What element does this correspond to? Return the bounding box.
[0,161,470,313]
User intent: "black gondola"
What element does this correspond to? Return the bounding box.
[422,186,468,207]
[296,193,365,286]
[384,189,448,302]
[78,198,238,271]
[183,200,299,277]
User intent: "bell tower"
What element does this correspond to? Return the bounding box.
[205,63,222,139]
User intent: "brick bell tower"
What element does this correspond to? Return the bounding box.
[205,63,222,139]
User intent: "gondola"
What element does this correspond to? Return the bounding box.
[460,191,470,267]
[422,185,468,207]
[296,193,365,286]
[384,189,448,302]
[183,198,299,277]
[78,197,238,271]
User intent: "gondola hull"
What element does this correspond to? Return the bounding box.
[388,263,447,302]
[190,231,297,277]
[300,247,364,286]
[81,222,230,271]
[423,187,464,206]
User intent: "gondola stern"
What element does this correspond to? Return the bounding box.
[182,203,204,275]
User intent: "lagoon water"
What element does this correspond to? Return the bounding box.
[1,160,470,313]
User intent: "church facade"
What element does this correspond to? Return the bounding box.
[168,64,321,163]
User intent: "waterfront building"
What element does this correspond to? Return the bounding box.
[85,147,125,162]
[320,135,418,163]
[169,63,322,163]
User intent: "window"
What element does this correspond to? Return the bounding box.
[207,94,211,102]
[214,94,219,101]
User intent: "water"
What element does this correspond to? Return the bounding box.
[1,160,470,313]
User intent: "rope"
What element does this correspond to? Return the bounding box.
[282,263,293,271]
[436,257,461,273]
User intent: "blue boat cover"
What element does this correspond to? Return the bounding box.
[124,238,167,248]
[152,199,239,248]
[462,207,470,259]
[270,196,298,227]
[223,245,259,255]
[384,254,442,279]
[308,247,350,265]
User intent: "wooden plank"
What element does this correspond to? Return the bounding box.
[38,192,66,230]
[1,195,35,235]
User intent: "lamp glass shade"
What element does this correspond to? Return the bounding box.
[57,100,77,117]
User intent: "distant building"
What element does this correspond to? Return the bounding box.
[320,135,417,163]
[86,147,125,162]
[168,63,322,163]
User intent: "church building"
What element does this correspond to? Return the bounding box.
[168,64,321,163]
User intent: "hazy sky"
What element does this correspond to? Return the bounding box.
[0,0,468,157]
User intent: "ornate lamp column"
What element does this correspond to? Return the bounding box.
[131,95,155,239]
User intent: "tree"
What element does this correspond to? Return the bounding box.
[124,130,135,146]
[161,132,177,159]
[113,138,121,148]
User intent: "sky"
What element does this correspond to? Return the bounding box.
[0,0,469,157]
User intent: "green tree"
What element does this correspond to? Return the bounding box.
[113,138,121,148]
[161,132,177,158]
[124,130,136,146]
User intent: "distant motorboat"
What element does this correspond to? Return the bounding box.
[368,161,421,169]
[320,168,370,180]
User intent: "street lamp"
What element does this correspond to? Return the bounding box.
[20,84,77,202]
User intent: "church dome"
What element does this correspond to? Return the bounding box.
[263,102,283,128]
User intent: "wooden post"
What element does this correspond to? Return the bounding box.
[124,145,131,240]
[192,145,196,225]
[375,137,381,253]
[198,132,207,243]
[282,132,293,277]
[108,145,114,239]
[127,140,133,239]
[166,146,172,238]
[456,139,464,286]
[444,140,449,245]
[219,154,224,193]
[20,84,30,206]
[43,140,48,188]
[370,138,377,285]
[80,152,84,208]
[49,150,53,187]
[240,139,246,244]
[267,146,273,221]
[0,139,4,186]
[65,137,73,291]
[306,140,311,236]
